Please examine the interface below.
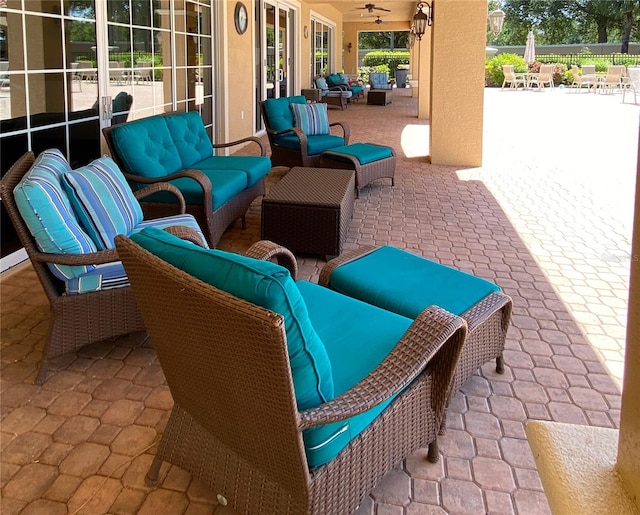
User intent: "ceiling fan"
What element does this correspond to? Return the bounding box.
[356,3,391,13]
[368,15,388,25]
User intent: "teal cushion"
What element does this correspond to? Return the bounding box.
[324,143,393,165]
[136,169,247,210]
[196,155,271,187]
[290,102,330,136]
[329,246,501,318]
[276,134,346,155]
[297,280,413,467]
[263,96,307,132]
[110,116,182,178]
[326,73,349,87]
[130,227,334,411]
[13,149,98,281]
[61,156,144,250]
[164,111,214,169]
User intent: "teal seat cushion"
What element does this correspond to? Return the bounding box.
[61,156,144,250]
[328,246,501,318]
[13,149,98,281]
[276,134,345,155]
[164,111,214,169]
[196,155,271,187]
[325,143,393,165]
[130,227,334,411]
[263,95,307,132]
[297,280,413,467]
[138,169,247,210]
[110,116,182,178]
[349,85,364,95]
[326,73,348,87]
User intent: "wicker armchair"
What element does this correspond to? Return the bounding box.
[114,235,467,515]
[0,152,201,384]
[260,95,350,168]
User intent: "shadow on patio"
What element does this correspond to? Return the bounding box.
[1,87,632,514]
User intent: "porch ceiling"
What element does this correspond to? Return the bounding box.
[307,0,416,24]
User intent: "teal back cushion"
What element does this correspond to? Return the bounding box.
[130,227,335,410]
[110,116,182,178]
[326,73,348,87]
[263,95,307,132]
[164,111,214,169]
[13,149,98,281]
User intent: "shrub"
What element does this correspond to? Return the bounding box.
[362,51,409,79]
[485,53,528,87]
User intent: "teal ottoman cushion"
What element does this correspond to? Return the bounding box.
[325,143,393,165]
[328,246,501,318]
[130,227,334,412]
[297,280,412,467]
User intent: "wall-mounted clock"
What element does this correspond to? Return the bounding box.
[234,2,248,35]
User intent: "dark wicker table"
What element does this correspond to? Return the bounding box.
[261,167,355,258]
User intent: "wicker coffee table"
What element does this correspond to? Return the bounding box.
[261,167,355,258]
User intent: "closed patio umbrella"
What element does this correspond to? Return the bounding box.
[524,31,536,65]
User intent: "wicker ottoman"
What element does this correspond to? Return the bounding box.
[367,89,392,105]
[320,143,396,197]
[261,167,355,257]
[319,245,513,427]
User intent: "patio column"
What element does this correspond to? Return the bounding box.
[429,0,486,166]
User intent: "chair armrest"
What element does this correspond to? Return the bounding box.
[328,84,349,92]
[124,168,213,219]
[296,306,467,430]
[463,291,512,334]
[134,182,186,214]
[32,249,119,266]
[329,122,350,144]
[212,136,267,157]
[163,225,207,247]
[267,127,296,138]
[244,240,298,278]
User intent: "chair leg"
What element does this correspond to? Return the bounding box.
[145,456,163,486]
[496,354,505,374]
[427,439,440,463]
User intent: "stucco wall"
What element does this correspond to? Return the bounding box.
[617,123,640,505]
[430,0,486,166]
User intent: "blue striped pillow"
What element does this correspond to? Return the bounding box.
[62,156,143,250]
[13,149,98,281]
[290,102,330,136]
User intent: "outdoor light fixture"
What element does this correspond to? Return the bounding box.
[488,8,505,39]
[412,2,432,41]
[407,28,416,49]
[347,42,352,53]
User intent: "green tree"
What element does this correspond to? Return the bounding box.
[359,31,408,50]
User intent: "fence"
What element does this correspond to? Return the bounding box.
[536,53,640,69]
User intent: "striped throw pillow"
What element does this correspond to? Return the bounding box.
[13,149,98,281]
[290,102,330,136]
[62,156,143,250]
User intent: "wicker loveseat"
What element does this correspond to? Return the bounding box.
[103,111,271,246]
[115,230,467,515]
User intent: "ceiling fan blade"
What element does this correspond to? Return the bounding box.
[374,6,391,11]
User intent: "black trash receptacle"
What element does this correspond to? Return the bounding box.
[396,68,408,88]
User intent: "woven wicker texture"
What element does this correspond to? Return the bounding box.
[319,245,512,433]
[115,234,467,515]
[0,152,146,384]
[103,117,267,247]
[262,167,355,257]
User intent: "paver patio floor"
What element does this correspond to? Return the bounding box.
[1,86,638,514]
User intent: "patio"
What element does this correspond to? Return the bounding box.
[1,86,637,514]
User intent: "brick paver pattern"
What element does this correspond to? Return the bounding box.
[1,87,637,514]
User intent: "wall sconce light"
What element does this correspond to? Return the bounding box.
[347,42,353,53]
[488,8,505,39]
[413,2,432,41]
[407,28,416,50]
